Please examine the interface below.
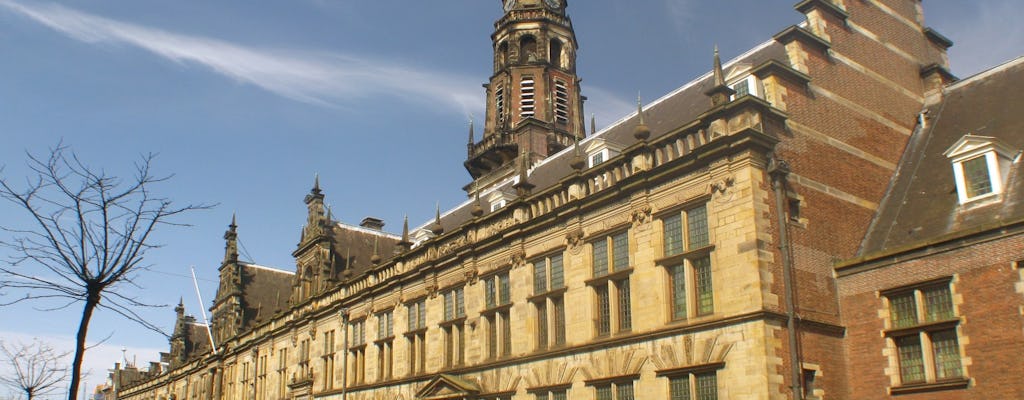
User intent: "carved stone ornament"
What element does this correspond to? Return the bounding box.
[711,176,736,203]
[309,324,317,340]
[566,228,585,254]
[509,249,527,268]
[463,263,479,284]
[425,273,439,299]
[291,328,298,347]
[630,204,653,227]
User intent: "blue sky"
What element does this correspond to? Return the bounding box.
[0,0,1020,393]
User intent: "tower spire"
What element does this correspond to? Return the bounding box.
[465,0,582,183]
[705,45,736,107]
[223,213,238,263]
[398,215,412,251]
[713,45,725,87]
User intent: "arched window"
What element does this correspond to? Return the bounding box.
[497,42,509,69]
[549,39,563,68]
[520,36,537,63]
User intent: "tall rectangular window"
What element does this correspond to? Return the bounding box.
[322,330,335,390]
[536,302,549,349]
[592,239,608,277]
[408,299,427,331]
[663,214,684,256]
[552,297,566,346]
[554,80,570,124]
[694,256,714,316]
[885,281,964,387]
[962,155,992,198]
[617,279,632,332]
[590,230,632,337]
[596,285,611,336]
[686,205,709,249]
[444,288,465,321]
[534,260,548,294]
[662,204,715,320]
[495,85,506,125]
[520,77,536,118]
[377,311,393,340]
[670,264,687,320]
[276,348,288,399]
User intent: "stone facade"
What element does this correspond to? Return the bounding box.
[109,0,1024,399]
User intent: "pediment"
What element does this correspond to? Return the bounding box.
[584,138,624,154]
[415,374,480,400]
[943,134,1013,160]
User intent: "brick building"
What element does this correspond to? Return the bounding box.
[108,0,1023,399]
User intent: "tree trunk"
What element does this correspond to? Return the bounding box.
[68,291,100,400]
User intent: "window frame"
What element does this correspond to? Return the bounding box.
[658,202,716,321]
[586,229,633,337]
[881,279,968,394]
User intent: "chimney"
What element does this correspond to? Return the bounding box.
[360,217,385,231]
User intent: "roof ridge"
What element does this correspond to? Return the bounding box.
[946,55,1024,91]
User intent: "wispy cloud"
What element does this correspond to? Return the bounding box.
[664,0,696,41]
[582,86,634,132]
[0,0,484,114]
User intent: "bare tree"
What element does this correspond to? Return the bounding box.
[0,339,69,400]
[0,145,209,400]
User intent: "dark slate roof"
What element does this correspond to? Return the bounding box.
[239,262,293,326]
[184,321,212,359]
[422,41,788,233]
[859,56,1024,255]
[330,222,400,279]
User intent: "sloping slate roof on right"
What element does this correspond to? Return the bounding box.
[859,56,1024,255]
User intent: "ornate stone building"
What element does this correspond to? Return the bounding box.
[110,0,1024,399]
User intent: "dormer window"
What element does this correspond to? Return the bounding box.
[589,150,606,167]
[584,139,623,169]
[729,75,761,100]
[487,190,515,212]
[944,134,1016,205]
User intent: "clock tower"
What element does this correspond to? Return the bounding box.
[465,0,583,191]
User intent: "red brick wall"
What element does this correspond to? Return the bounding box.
[838,233,1024,399]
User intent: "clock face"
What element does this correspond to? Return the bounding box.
[504,0,516,12]
[544,0,560,8]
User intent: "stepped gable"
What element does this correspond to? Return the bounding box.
[430,41,787,231]
[237,263,294,326]
[860,57,1024,255]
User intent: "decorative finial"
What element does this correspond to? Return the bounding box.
[590,113,596,135]
[713,45,725,87]
[230,212,237,229]
[430,203,444,235]
[401,215,411,244]
[370,236,381,265]
[570,134,586,171]
[705,46,736,107]
[633,93,651,141]
[468,116,475,145]
[313,173,321,193]
[471,182,484,217]
[513,150,536,196]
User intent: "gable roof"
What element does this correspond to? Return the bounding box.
[418,40,788,235]
[238,262,294,328]
[858,56,1024,255]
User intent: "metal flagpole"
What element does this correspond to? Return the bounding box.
[190,266,218,355]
